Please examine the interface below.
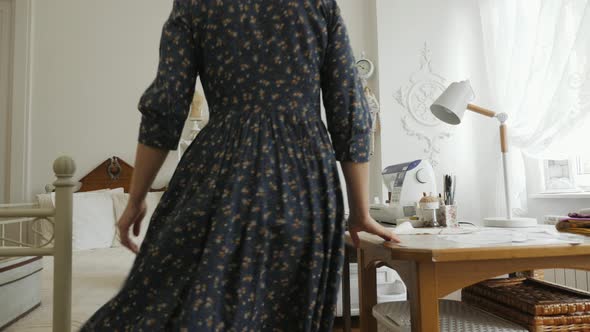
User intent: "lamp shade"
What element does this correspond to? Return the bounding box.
[430,80,474,125]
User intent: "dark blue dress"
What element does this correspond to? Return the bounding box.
[80,0,371,330]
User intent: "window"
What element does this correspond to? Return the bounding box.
[543,159,576,192]
[540,114,590,194]
[575,155,590,191]
[542,156,590,193]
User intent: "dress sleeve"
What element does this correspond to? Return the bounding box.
[320,0,372,163]
[137,0,199,151]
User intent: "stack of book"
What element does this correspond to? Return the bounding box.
[462,277,590,331]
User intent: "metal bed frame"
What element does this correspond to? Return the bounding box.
[0,156,75,332]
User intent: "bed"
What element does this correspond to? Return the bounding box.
[0,256,43,329]
[5,246,134,331]
[0,156,166,331]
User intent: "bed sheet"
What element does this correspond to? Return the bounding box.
[6,247,134,331]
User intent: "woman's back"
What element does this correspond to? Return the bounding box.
[197,1,326,112]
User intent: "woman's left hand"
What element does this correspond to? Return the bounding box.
[117,199,147,254]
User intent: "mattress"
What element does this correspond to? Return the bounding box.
[0,256,43,329]
[5,247,134,331]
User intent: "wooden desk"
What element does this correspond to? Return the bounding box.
[344,228,590,332]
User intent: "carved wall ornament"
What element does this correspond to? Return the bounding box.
[361,78,380,157]
[394,43,453,166]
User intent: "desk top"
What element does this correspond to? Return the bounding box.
[345,225,590,263]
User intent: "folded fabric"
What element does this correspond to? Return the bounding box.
[556,217,590,236]
[568,212,590,219]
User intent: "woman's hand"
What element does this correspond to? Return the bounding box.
[339,162,400,248]
[348,212,401,248]
[118,200,147,254]
[119,143,168,253]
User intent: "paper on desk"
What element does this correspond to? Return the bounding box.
[394,221,477,235]
[440,229,584,246]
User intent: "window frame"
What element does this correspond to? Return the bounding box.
[574,155,590,191]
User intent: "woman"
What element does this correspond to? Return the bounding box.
[81,0,399,330]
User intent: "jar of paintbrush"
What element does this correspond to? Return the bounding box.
[437,174,458,227]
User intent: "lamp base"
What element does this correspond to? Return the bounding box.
[484,217,538,228]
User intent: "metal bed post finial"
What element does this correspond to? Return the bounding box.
[52,156,76,332]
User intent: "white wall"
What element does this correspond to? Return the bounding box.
[21,0,580,222]
[372,0,588,223]
[524,157,590,220]
[27,0,177,199]
[22,0,381,203]
[375,0,493,222]
[333,0,384,210]
[0,0,13,204]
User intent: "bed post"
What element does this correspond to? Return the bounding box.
[51,156,76,332]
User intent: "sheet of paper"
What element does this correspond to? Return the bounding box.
[389,222,585,246]
[393,221,477,235]
[440,229,584,246]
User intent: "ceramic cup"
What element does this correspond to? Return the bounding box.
[437,205,458,227]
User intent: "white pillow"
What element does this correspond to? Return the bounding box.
[35,193,56,242]
[111,191,163,248]
[46,188,123,251]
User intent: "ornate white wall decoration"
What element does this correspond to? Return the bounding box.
[394,43,452,166]
[361,78,380,157]
[400,117,450,166]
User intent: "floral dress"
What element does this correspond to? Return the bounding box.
[80,0,371,331]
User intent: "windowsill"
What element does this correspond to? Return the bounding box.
[532,192,590,199]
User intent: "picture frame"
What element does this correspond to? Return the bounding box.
[575,155,590,191]
[543,159,579,193]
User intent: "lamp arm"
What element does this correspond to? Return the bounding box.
[467,104,496,118]
[499,124,508,153]
[466,103,512,218]
[499,123,513,220]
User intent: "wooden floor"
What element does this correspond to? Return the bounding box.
[332,317,360,332]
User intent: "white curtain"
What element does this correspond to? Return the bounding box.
[479,0,590,215]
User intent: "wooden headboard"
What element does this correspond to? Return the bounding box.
[76,156,167,193]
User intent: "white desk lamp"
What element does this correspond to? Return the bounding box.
[430,80,537,228]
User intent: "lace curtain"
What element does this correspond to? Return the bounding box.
[479,0,590,215]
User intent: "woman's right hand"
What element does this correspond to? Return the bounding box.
[118,199,148,254]
[348,212,401,248]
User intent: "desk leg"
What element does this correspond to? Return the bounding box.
[342,244,351,332]
[408,262,439,332]
[357,248,377,332]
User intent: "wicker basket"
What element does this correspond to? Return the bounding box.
[463,278,590,332]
